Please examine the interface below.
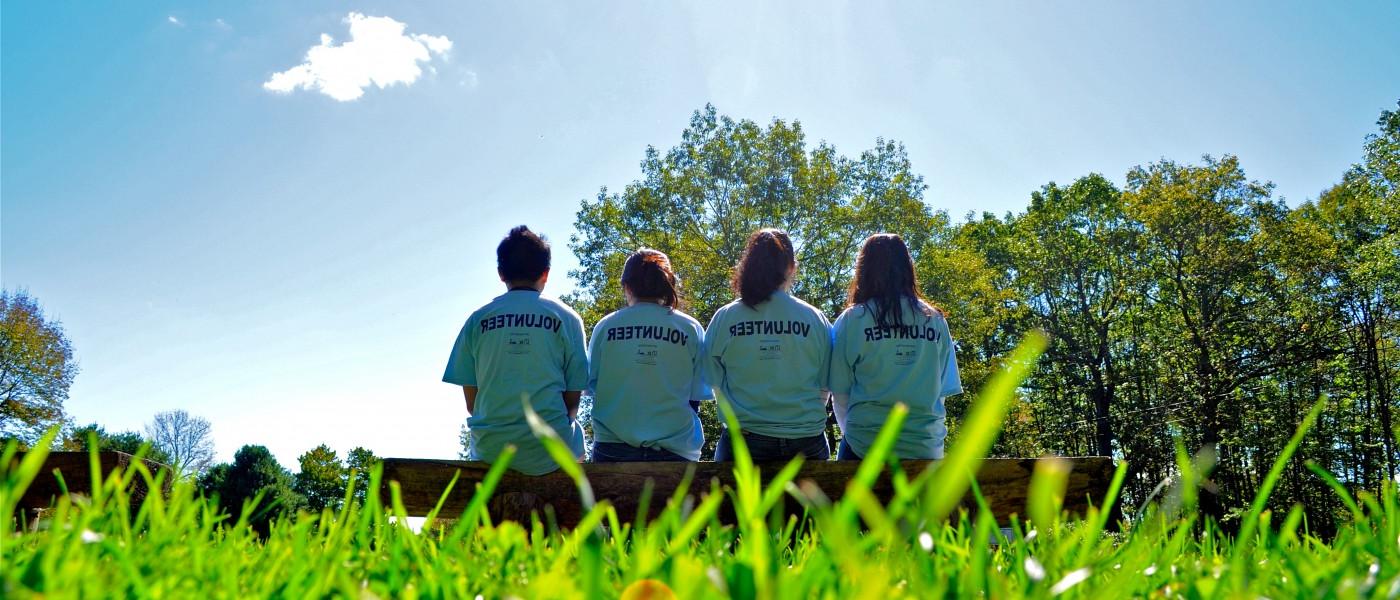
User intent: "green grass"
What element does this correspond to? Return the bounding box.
[3,335,1397,598]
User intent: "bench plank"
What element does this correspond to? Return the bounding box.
[11,451,170,515]
[381,457,1116,527]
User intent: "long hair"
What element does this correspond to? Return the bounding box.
[731,229,796,308]
[621,248,682,309]
[847,233,937,328]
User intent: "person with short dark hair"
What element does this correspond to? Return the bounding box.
[442,225,588,475]
[829,233,962,461]
[704,229,834,462]
[587,249,711,462]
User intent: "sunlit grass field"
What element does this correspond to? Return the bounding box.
[3,338,1396,598]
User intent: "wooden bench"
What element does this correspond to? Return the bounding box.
[381,457,1117,527]
[11,451,170,517]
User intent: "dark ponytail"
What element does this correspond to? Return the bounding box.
[731,228,796,308]
[847,233,937,328]
[621,248,682,309]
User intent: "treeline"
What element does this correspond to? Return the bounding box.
[56,412,380,534]
[568,102,1399,531]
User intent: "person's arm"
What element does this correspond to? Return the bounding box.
[560,308,589,422]
[832,392,850,431]
[562,390,581,420]
[462,386,478,416]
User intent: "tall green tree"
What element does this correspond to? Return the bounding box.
[294,444,348,512]
[1012,174,1141,457]
[199,445,306,536]
[1123,155,1325,522]
[567,104,945,328]
[0,289,77,446]
[345,446,380,506]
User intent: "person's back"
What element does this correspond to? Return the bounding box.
[588,249,711,462]
[443,226,588,475]
[830,234,962,460]
[704,229,832,462]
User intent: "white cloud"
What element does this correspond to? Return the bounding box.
[264,12,453,102]
[214,18,230,30]
[167,15,183,27]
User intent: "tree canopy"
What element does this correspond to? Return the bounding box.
[567,104,945,327]
[0,289,77,446]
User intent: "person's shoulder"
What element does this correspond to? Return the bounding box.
[464,298,501,324]
[593,308,623,331]
[915,300,948,325]
[787,294,831,324]
[707,300,743,326]
[539,295,585,323]
[835,303,870,325]
[672,309,704,331]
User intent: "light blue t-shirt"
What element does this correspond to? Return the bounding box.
[703,291,832,438]
[829,300,962,459]
[442,289,588,475]
[587,303,712,460]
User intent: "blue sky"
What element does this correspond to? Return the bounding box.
[3,1,1397,468]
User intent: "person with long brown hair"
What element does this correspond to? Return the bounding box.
[587,249,711,462]
[703,229,833,462]
[828,233,962,460]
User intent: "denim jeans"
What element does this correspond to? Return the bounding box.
[713,429,830,462]
[835,438,862,461]
[591,441,689,463]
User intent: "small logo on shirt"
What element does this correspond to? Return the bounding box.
[758,339,783,360]
[507,333,532,355]
[895,344,917,365]
[635,344,658,365]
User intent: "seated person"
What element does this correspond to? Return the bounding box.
[704,229,834,462]
[829,233,962,461]
[442,225,588,475]
[587,249,711,462]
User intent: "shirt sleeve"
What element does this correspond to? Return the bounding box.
[442,319,477,386]
[562,311,589,392]
[702,309,727,396]
[586,320,603,396]
[827,311,855,395]
[815,311,833,393]
[689,322,715,401]
[940,340,964,397]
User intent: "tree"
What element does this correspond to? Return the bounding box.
[567,104,945,328]
[1011,174,1141,457]
[62,422,174,464]
[146,409,216,477]
[294,444,347,512]
[199,445,305,535]
[0,289,77,446]
[1122,155,1328,523]
[345,446,380,505]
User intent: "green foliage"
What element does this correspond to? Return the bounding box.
[345,446,380,506]
[566,104,947,328]
[198,444,306,536]
[60,423,174,465]
[3,343,1396,598]
[0,290,77,447]
[295,444,347,512]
